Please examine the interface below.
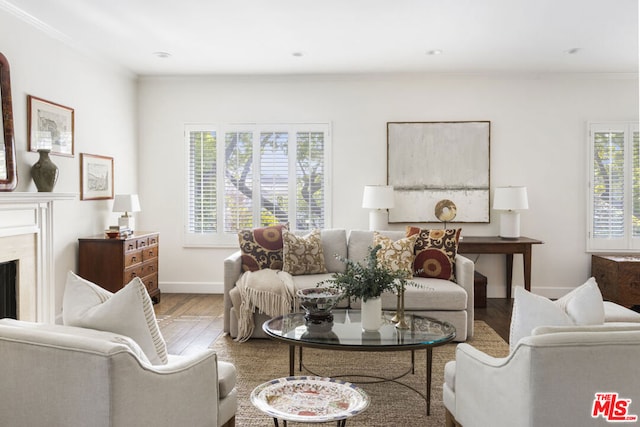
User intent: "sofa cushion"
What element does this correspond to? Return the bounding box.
[282,229,327,275]
[381,277,467,311]
[238,223,288,272]
[291,273,335,291]
[373,232,417,279]
[603,301,640,323]
[320,229,348,273]
[63,271,168,365]
[406,227,461,281]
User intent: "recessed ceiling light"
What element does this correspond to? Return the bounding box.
[153,51,172,59]
[292,52,304,57]
[565,48,581,55]
[426,49,443,56]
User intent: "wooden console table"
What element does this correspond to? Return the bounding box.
[458,236,544,299]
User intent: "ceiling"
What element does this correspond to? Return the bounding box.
[2,0,638,76]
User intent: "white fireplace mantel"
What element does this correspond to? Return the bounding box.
[0,192,75,322]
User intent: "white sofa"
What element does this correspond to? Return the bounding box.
[443,323,640,427]
[0,319,237,427]
[224,229,475,341]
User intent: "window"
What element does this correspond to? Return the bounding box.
[587,122,639,252]
[185,123,331,246]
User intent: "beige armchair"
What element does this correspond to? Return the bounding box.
[0,319,237,427]
[443,324,640,427]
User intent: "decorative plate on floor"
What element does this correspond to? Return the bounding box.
[250,376,370,423]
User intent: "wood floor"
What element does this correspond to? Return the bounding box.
[154,294,514,352]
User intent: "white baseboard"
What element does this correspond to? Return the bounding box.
[487,285,574,300]
[159,281,224,294]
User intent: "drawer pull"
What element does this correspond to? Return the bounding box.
[148,250,155,257]
[127,244,135,251]
[130,272,138,278]
[131,256,137,263]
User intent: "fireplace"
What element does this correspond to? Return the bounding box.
[0,260,17,319]
[0,192,74,322]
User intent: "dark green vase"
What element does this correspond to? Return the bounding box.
[31,149,59,192]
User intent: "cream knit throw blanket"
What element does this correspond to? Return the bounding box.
[235,269,296,342]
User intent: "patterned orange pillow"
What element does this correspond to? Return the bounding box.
[238,224,288,272]
[406,227,461,281]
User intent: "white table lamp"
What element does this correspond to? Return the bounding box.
[113,194,141,231]
[493,187,528,239]
[362,185,394,231]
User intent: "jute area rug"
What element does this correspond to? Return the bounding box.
[210,321,509,426]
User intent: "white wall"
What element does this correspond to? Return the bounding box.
[138,73,638,298]
[0,9,138,317]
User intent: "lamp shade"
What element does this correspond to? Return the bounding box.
[362,185,394,209]
[112,194,141,213]
[493,187,528,211]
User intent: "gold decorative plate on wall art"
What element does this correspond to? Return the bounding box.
[435,199,457,222]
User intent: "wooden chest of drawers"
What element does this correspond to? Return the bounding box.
[591,255,640,309]
[78,232,160,303]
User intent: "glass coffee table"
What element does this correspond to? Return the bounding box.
[263,309,456,415]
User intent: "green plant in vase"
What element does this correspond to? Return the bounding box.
[320,244,418,330]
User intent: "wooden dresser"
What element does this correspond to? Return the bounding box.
[78,231,160,303]
[591,255,640,308]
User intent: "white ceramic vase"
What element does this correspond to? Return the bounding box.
[361,296,382,331]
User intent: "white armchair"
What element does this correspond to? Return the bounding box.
[0,319,237,427]
[443,324,640,427]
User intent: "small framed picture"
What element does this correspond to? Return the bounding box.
[80,153,114,200]
[27,95,74,157]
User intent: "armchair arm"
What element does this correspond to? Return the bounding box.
[454,344,530,427]
[223,250,243,333]
[112,350,220,427]
[454,254,474,338]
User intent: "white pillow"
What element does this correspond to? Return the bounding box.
[509,279,606,352]
[554,277,605,325]
[63,271,168,365]
[509,287,572,352]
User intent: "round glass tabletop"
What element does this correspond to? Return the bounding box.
[263,309,456,350]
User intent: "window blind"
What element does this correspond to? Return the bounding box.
[187,130,217,233]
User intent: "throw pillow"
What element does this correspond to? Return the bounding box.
[373,232,417,279]
[554,277,605,325]
[62,271,168,365]
[509,287,572,352]
[238,223,288,272]
[406,227,461,281]
[282,229,328,275]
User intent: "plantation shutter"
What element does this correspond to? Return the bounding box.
[633,128,640,238]
[224,131,254,232]
[588,122,640,251]
[259,132,290,226]
[185,123,330,246]
[296,131,325,230]
[187,129,217,233]
[591,128,625,239]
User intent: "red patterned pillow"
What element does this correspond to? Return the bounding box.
[406,227,461,281]
[238,224,288,272]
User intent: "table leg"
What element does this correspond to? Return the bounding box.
[505,253,514,299]
[289,345,295,376]
[411,349,415,374]
[299,346,303,372]
[523,246,532,292]
[426,347,432,416]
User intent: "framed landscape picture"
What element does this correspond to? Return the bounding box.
[387,121,491,223]
[80,153,114,200]
[27,95,74,156]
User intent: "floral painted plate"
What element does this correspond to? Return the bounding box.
[250,376,370,423]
